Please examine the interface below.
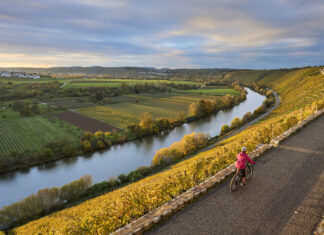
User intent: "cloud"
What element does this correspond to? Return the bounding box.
[0,0,323,68]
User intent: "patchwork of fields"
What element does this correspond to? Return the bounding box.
[0,77,202,88]
[77,92,227,129]
[184,88,239,96]
[63,79,203,88]
[0,116,79,155]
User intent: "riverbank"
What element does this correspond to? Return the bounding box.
[0,88,247,175]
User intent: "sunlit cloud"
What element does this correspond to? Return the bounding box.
[0,0,323,68]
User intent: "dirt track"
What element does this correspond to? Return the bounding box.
[148,114,324,235]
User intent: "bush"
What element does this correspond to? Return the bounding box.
[221,125,230,135]
[62,144,76,157]
[82,140,92,152]
[39,147,54,160]
[60,175,92,202]
[253,105,266,115]
[128,171,143,182]
[152,132,209,166]
[118,174,129,184]
[0,175,92,230]
[107,177,119,187]
[243,112,253,122]
[230,117,242,129]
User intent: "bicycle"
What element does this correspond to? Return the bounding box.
[230,162,254,192]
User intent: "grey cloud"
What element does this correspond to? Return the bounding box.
[0,0,323,68]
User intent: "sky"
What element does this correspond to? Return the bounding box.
[0,0,323,69]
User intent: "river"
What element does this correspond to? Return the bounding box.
[0,88,265,208]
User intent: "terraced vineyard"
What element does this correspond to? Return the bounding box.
[0,116,79,155]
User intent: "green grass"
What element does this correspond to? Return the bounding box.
[0,108,21,120]
[1,77,203,88]
[184,88,239,96]
[77,92,222,129]
[0,115,81,155]
[64,79,203,88]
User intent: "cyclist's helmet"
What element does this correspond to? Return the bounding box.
[241,147,247,152]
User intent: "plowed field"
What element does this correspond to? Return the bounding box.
[53,111,120,132]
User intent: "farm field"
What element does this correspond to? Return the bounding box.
[43,98,94,109]
[0,115,80,155]
[53,110,120,132]
[0,77,203,88]
[184,88,239,96]
[63,79,203,88]
[77,91,231,129]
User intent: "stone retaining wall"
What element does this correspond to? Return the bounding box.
[112,108,324,235]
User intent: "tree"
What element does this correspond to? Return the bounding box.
[243,112,253,122]
[221,125,230,135]
[175,111,186,122]
[231,117,242,129]
[94,131,104,140]
[118,174,129,184]
[222,95,235,108]
[189,103,199,116]
[97,140,105,149]
[254,105,266,115]
[82,140,91,152]
[39,147,54,160]
[140,112,154,135]
[62,144,76,157]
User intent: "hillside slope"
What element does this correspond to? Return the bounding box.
[12,67,324,234]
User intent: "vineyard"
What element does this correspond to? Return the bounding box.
[0,116,79,155]
[13,67,324,234]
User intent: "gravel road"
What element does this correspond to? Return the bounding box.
[148,114,324,235]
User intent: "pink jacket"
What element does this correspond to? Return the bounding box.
[235,152,255,169]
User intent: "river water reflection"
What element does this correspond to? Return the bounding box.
[0,88,265,208]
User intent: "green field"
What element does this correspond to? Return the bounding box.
[77,92,228,129]
[184,88,239,96]
[0,115,80,155]
[0,77,203,88]
[63,79,203,88]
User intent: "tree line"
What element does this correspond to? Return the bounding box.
[152,132,210,166]
[0,175,92,230]
[0,81,200,102]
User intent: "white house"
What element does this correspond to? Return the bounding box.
[17,73,28,78]
[0,71,11,77]
[1,71,40,79]
[28,74,40,79]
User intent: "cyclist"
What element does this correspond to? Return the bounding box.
[235,147,255,185]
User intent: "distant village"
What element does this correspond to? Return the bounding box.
[0,71,40,79]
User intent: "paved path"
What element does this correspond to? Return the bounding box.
[148,114,324,235]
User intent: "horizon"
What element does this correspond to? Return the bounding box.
[0,65,322,70]
[0,0,323,69]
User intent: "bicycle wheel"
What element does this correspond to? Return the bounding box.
[245,164,254,180]
[230,174,241,192]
